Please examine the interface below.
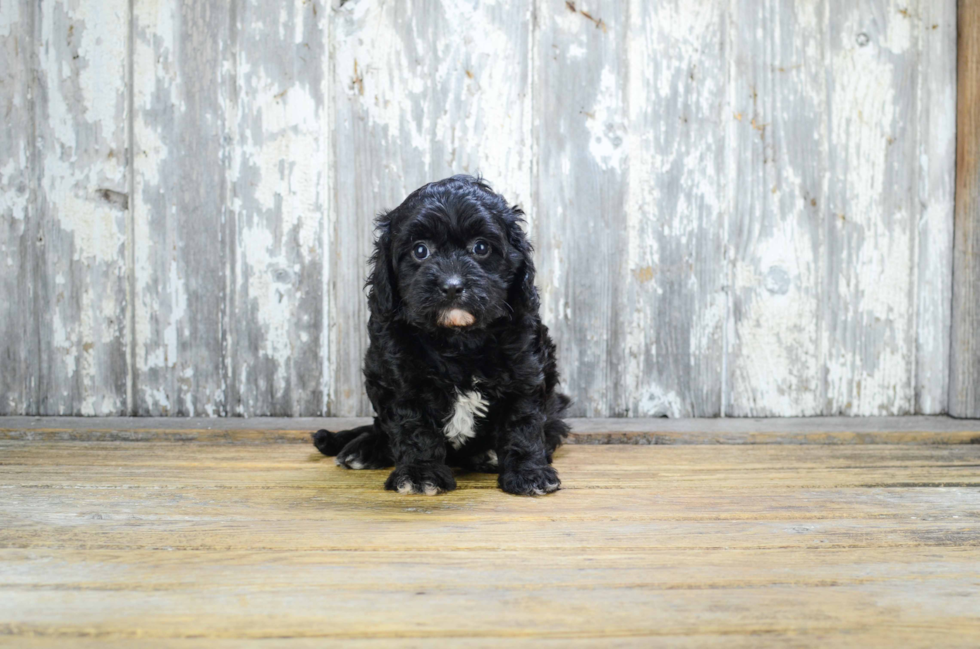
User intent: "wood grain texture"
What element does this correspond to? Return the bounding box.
[32,0,130,414]
[727,0,828,416]
[535,0,628,417]
[951,0,980,417]
[821,0,918,415]
[229,0,328,415]
[0,0,963,417]
[623,0,727,417]
[728,0,957,416]
[131,0,234,415]
[0,0,36,414]
[916,0,957,413]
[1,438,979,645]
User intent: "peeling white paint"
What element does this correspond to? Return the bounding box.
[822,5,913,414]
[73,2,127,138]
[37,0,127,267]
[0,157,29,222]
[51,313,77,382]
[23,0,131,415]
[0,1,21,37]
[623,0,727,417]
[130,0,186,415]
[164,255,187,371]
[237,226,294,401]
[637,387,684,419]
[566,43,586,59]
[333,3,430,181]
[585,67,626,171]
[913,0,957,414]
[230,0,329,414]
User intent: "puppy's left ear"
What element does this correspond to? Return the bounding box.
[504,205,538,314]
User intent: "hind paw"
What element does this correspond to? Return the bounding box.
[311,429,343,456]
[332,432,392,469]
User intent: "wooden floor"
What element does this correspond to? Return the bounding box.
[2,420,980,647]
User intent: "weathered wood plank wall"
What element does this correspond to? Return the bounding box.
[0,0,962,417]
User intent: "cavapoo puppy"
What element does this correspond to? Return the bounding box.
[312,175,570,496]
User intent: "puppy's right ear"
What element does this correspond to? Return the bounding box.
[367,212,398,316]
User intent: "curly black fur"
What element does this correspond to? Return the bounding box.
[312,175,570,496]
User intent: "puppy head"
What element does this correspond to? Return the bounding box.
[368,175,536,331]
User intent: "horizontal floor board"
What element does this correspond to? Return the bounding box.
[5,637,980,649]
[3,582,980,642]
[3,487,978,523]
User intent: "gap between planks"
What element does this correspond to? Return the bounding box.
[1,416,980,445]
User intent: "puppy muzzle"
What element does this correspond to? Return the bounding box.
[438,308,476,328]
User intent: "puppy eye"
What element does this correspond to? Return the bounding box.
[413,243,429,260]
[472,240,490,257]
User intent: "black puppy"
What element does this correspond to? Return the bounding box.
[312,175,570,496]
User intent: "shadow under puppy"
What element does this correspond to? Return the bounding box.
[313,175,570,496]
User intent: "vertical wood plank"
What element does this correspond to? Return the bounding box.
[132,0,233,415]
[33,0,130,414]
[950,0,980,417]
[534,0,629,417]
[821,0,919,415]
[914,0,956,413]
[330,0,532,416]
[728,0,943,416]
[0,0,36,414]
[727,0,828,416]
[624,0,727,417]
[230,0,328,415]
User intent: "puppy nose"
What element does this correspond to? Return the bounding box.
[441,276,465,300]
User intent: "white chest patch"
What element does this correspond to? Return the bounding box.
[443,389,489,449]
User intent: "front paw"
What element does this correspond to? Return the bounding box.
[499,465,561,496]
[384,463,456,495]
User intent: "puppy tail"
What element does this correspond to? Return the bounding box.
[311,424,375,456]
